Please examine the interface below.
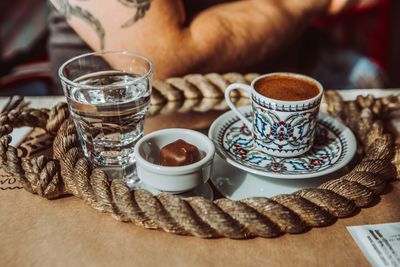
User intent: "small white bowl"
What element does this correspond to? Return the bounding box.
[134,128,215,193]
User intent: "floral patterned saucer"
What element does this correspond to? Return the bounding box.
[208,106,357,179]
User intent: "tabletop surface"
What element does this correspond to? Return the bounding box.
[0,90,399,267]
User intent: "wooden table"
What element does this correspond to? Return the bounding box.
[0,90,399,267]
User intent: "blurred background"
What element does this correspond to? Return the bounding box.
[0,0,399,96]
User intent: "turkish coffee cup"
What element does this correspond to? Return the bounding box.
[224,73,324,157]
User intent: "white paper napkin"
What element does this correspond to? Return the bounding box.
[347,222,400,267]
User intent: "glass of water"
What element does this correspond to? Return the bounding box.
[59,51,153,183]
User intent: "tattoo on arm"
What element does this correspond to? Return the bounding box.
[118,0,152,28]
[55,0,152,48]
[57,0,106,50]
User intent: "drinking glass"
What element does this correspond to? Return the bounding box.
[59,51,153,184]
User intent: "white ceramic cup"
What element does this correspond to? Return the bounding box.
[224,73,324,157]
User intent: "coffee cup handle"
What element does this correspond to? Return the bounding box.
[224,83,253,130]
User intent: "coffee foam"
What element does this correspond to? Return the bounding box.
[254,76,320,101]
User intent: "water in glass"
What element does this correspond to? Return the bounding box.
[69,70,151,167]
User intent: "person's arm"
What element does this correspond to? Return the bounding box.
[50,0,332,78]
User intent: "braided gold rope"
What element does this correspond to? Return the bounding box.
[148,73,256,115]
[1,73,399,239]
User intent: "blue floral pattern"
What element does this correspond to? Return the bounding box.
[271,121,293,140]
[222,114,344,175]
[253,107,318,152]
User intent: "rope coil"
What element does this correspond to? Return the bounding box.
[0,73,399,239]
